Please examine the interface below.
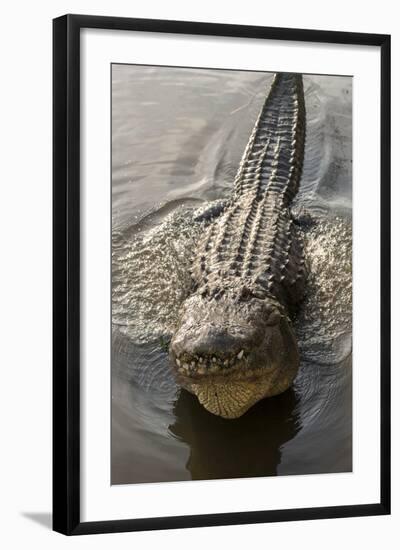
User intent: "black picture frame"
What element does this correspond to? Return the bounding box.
[53,14,391,535]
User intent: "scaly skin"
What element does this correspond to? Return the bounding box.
[170,73,307,418]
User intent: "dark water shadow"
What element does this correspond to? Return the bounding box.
[169,387,300,481]
[22,512,52,530]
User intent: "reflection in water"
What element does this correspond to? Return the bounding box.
[111,66,352,485]
[169,388,300,480]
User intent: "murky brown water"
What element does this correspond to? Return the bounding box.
[111,65,352,484]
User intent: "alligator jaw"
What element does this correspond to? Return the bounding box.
[177,365,296,419]
[172,349,248,377]
[171,352,299,419]
[193,378,268,419]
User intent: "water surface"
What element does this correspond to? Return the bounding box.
[111,65,352,484]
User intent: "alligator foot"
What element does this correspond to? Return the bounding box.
[192,199,227,223]
[291,205,320,228]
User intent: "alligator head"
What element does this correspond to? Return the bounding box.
[170,288,299,419]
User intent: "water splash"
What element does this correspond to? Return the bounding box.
[112,204,204,344]
[295,216,352,364]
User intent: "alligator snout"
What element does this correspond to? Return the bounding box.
[169,292,300,418]
[170,322,262,373]
[180,325,243,357]
[169,305,269,379]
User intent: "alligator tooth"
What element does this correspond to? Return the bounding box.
[223,359,229,366]
[237,350,244,360]
[176,359,181,367]
[212,357,217,363]
[199,357,204,363]
[191,361,195,368]
[183,363,189,370]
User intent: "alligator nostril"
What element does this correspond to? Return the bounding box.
[188,327,241,357]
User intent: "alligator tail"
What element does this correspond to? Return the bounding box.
[233,73,305,206]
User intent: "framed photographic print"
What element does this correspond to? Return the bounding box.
[53,14,390,535]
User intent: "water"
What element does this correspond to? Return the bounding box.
[111,65,352,484]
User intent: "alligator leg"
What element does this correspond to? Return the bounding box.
[291,205,319,228]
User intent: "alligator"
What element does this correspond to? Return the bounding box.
[169,73,307,419]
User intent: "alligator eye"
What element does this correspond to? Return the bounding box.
[240,286,252,300]
[265,310,281,326]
